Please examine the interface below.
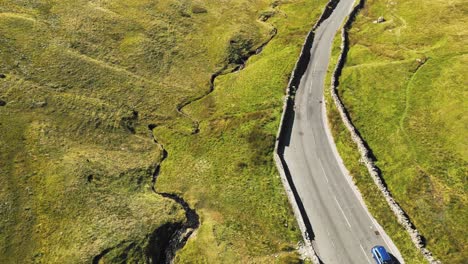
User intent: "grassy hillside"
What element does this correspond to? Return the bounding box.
[325,0,467,262]
[0,0,328,262]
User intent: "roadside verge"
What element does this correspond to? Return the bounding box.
[327,0,440,263]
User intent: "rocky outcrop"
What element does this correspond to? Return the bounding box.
[328,0,440,263]
[373,16,385,23]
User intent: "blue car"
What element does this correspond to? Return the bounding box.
[371,245,394,264]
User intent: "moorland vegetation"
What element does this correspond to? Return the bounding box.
[0,0,329,262]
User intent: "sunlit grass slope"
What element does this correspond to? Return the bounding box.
[155,0,330,262]
[0,0,327,262]
[325,0,467,262]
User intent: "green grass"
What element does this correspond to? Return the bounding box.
[324,33,427,264]
[324,0,467,262]
[0,0,328,262]
[157,1,331,262]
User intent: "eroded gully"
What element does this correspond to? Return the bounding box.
[145,13,279,264]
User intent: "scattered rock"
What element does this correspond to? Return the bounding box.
[0,100,6,106]
[373,16,385,23]
[33,101,47,108]
[416,57,427,64]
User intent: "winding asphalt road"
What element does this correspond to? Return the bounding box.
[282,0,404,263]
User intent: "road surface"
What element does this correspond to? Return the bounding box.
[282,0,403,263]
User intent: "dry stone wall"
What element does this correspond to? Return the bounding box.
[274,0,340,263]
[329,0,440,263]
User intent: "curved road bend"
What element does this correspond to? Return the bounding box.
[283,0,403,263]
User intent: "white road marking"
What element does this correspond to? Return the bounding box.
[360,244,372,264]
[280,0,405,262]
[319,162,329,183]
[334,196,352,228]
[307,74,314,95]
[321,94,405,262]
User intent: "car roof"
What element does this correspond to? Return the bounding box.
[372,245,392,261]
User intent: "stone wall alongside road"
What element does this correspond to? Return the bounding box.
[273,0,340,263]
[328,0,440,263]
